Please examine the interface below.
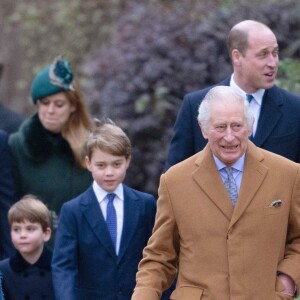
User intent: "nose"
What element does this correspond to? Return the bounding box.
[223,127,235,142]
[47,103,55,113]
[268,53,278,68]
[19,229,27,238]
[104,166,114,176]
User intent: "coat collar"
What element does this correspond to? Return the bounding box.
[9,247,52,272]
[18,114,73,162]
[192,142,268,225]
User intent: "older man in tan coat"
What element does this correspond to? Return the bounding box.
[132,86,300,300]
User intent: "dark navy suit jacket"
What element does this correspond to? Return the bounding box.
[0,130,15,260]
[165,78,300,169]
[52,185,157,300]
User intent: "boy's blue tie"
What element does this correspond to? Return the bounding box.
[224,167,238,206]
[106,193,117,249]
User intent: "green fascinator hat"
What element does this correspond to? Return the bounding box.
[31,57,74,103]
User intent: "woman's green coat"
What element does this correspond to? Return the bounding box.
[9,114,92,224]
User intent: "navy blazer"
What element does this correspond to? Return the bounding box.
[52,184,157,300]
[0,130,15,259]
[165,78,300,169]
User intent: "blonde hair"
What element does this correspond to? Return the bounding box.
[61,81,93,168]
[8,195,52,231]
[85,119,131,160]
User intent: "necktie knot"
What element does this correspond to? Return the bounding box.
[246,94,254,103]
[107,193,115,202]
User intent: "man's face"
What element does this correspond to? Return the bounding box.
[201,99,252,166]
[233,27,279,93]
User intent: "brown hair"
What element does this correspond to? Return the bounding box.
[8,195,52,231]
[227,20,272,59]
[227,26,249,58]
[61,81,93,168]
[85,119,131,160]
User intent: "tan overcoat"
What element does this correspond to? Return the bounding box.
[132,142,300,300]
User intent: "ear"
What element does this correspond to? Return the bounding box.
[231,49,241,66]
[125,155,132,169]
[43,227,52,242]
[247,128,253,138]
[85,156,92,171]
[198,121,208,140]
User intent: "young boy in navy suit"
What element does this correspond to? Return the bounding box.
[52,120,157,300]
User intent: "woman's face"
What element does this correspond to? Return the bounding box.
[37,92,75,133]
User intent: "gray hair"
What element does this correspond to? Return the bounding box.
[197,86,254,131]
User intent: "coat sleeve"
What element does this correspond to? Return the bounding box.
[52,203,78,300]
[277,165,300,296]
[132,175,179,300]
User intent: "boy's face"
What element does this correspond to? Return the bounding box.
[11,219,51,262]
[85,148,131,192]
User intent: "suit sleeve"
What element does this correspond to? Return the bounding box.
[277,165,300,296]
[132,175,179,300]
[164,94,196,171]
[0,131,15,259]
[52,203,78,300]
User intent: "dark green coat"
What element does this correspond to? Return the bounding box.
[9,114,92,221]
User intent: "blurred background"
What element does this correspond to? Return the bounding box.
[1,0,300,198]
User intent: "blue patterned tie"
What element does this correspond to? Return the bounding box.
[246,94,254,103]
[224,167,238,206]
[106,193,117,249]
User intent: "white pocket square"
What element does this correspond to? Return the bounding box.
[269,200,282,207]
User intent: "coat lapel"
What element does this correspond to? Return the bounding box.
[229,142,268,228]
[252,86,283,146]
[80,187,117,259]
[192,145,234,221]
[117,186,140,263]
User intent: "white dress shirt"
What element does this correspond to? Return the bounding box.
[230,75,264,137]
[92,181,124,254]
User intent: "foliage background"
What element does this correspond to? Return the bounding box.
[1,0,300,200]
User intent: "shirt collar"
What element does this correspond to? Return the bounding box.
[230,74,264,106]
[213,154,245,172]
[92,181,124,203]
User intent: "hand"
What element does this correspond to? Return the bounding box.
[278,273,296,297]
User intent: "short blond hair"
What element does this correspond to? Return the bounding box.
[85,119,131,160]
[8,195,52,231]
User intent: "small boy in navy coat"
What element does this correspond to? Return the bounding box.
[0,195,55,300]
[52,120,157,300]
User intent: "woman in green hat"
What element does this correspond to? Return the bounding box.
[9,57,93,247]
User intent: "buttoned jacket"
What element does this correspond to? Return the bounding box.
[133,142,300,300]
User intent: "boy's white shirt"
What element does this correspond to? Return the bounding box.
[92,181,124,255]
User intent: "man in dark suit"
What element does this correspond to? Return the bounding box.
[0,130,15,259]
[165,20,300,170]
